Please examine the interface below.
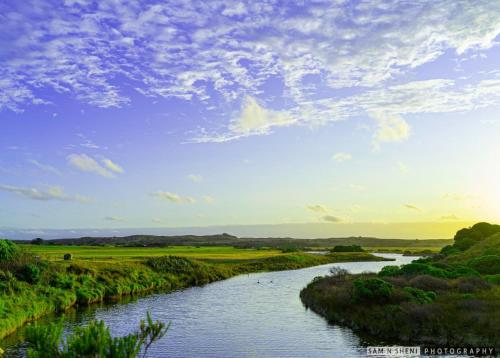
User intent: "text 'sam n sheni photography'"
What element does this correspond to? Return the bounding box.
[1,0,499,357]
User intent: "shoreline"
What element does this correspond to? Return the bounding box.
[0,251,390,342]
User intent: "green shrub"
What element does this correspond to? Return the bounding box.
[280,247,299,253]
[25,313,168,358]
[0,270,18,293]
[49,272,76,290]
[0,239,20,262]
[440,245,461,256]
[146,256,199,275]
[353,278,393,303]
[446,265,480,278]
[16,263,41,284]
[484,274,500,284]
[378,265,402,277]
[408,275,450,291]
[468,255,500,275]
[331,245,364,253]
[403,287,437,304]
[399,263,448,278]
[456,276,491,293]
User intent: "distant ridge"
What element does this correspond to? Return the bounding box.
[19,234,452,249]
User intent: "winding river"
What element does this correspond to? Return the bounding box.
[3,254,415,357]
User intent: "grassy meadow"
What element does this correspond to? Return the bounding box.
[20,245,284,263]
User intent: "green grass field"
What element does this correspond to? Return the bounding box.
[20,245,284,263]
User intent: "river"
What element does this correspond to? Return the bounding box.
[2,254,416,357]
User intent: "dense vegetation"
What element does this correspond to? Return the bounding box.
[300,222,500,347]
[0,240,387,342]
[17,234,451,252]
[330,245,364,252]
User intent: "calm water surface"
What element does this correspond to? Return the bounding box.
[3,254,416,357]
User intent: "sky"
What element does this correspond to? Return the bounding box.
[1,0,500,240]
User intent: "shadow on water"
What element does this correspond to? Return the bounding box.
[2,254,415,358]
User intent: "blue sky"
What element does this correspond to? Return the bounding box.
[1,0,500,239]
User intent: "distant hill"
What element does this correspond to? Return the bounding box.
[18,234,452,249]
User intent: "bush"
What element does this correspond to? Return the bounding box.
[403,287,436,304]
[468,255,500,275]
[49,272,76,289]
[146,256,199,275]
[0,240,20,262]
[281,247,299,253]
[25,312,168,358]
[440,245,461,256]
[16,263,41,284]
[331,245,364,253]
[484,274,500,284]
[399,263,448,278]
[0,270,18,294]
[353,278,393,304]
[378,265,402,277]
[408,275,450,292]
[456,276,491,293]
[329,266,350,278]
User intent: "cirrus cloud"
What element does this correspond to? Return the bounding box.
[152,191,196,204]
[0,184,88,203]
[2,1,500,144]
[332,152,352,162]
[67,154,124,178]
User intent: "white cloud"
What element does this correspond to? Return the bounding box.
[187,174,203,183]
[397,162,409,173]
[104,216,125,222]
[101,158,124,174]
[29,159,62,176]
[2,0,500,144]
[202,195,214,203]
[306,204,328,214]
[0,184,88,203]
[442,193,472,201]
[152,191,196,204]
[370,111,410,145]
[222,2,247,17]
[348,184,365,191]
[67,154,118,178]
[196,96,295,142]
[322,215,342,223]
[440,214,460,221]
[332,152,352,162]
[403,204,422,212]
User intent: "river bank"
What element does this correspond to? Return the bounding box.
[0,241,391,341]
[2,253,411,357]
[300,223,500,347]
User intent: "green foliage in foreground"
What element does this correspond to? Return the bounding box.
[25,312,168,358]
[0,240,20,262]
[301,222,500,347]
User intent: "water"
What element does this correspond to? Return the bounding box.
[2,254,416,357]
